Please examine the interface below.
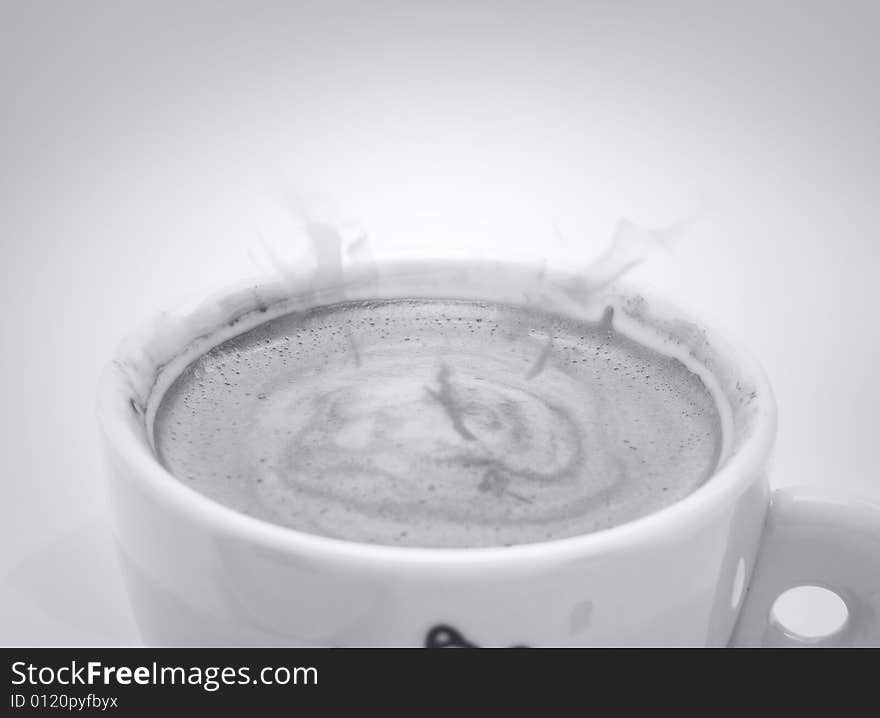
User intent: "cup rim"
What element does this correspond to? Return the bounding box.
[96,257,777,569]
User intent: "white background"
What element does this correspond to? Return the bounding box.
[1,1,878,645]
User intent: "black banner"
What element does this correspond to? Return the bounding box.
[1,647,866,714]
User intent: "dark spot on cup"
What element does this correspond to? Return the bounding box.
[425,625,530,648]
[425,625,477,648]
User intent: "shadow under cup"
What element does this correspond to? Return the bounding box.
[96,259,775,646]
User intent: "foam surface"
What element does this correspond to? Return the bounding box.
[154,299,723,547]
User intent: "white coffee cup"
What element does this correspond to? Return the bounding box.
[96,259,880,646]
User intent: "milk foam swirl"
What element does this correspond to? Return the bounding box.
[155,299,722,547]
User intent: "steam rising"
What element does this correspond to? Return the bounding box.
[562,216,694,303]
[251,190,695,312]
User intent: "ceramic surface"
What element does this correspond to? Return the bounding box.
[96,259,817,646]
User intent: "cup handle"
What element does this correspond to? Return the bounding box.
[731,488,880,646]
